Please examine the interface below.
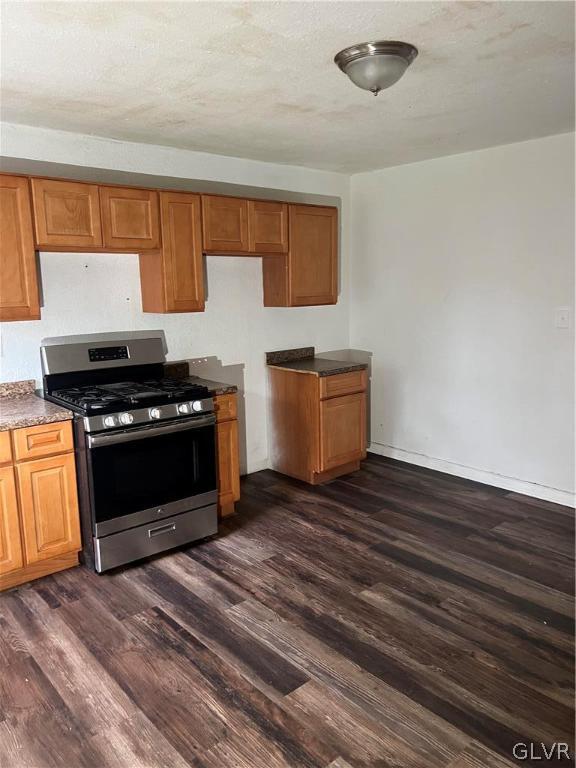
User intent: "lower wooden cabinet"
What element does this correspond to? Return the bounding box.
[0,420,81,591]
[319,392,366,471]
[0,465,24,575]
[268,367,367,484]
[16,453,81,564]
[214,393,241,517]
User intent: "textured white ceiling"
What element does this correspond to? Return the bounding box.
[1,1,574,173]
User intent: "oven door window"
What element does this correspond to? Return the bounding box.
[89,424,216,524]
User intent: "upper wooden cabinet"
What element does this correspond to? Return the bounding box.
[0,175,40,321]
[31,178,103,249]
[139,191,205,313]
[0,174,340,320]
[202,196,288,255]
[248,200,288,254]
[202,195,249,253]
[100,186,160,250]
[263,204,338,307]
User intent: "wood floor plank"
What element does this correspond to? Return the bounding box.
[0,454,573,768]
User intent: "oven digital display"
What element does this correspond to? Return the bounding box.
[88,346,129,362]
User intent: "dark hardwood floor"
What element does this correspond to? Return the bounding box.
[1,454,574,768]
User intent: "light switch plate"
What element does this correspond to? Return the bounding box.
[554,307,571,329]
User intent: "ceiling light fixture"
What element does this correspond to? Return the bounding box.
[334,40,418,95]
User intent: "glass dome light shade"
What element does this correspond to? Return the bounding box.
[334,41,418,95]
[344,54,409,93]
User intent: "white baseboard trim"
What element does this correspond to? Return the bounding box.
[369,442,575,507]
[244,458,270,476]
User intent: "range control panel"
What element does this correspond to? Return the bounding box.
[88,346,129,363]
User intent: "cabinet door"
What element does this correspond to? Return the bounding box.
[216,419,240,511]
[289,205,337,306]
[17,453,81,564]
[0,466,24,576]
[165,191,204,311]
[248,200,288,253]
[140,192,205,312]
[319,392,366,472]
[0,175,40,321]
[100,186,160,250]
[31,178,102,248]
[202,196,249,253]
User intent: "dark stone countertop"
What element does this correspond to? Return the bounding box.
[267,357,368,377]
[0,381,73,432]
[163,363,237,396]
[186,376,238,396]
[266,347,368,377]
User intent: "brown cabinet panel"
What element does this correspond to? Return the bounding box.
[0,431,12,465]
[319,393,366,472]
[13,421,73,462]
[216,415,240,516]
[17,452,81,564]
[0,465,24,576]
[214,393,237,423]
[31,178,102,248]
[289,205,337,306]
[248,200,288,254]
[263,204,338,307]
[100,186,160,250]
[202,195,249,253]
[140,192,204,313]
[0,175,40,321]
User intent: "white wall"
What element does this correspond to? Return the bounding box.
[350,133,575,504]
[0,124,351,474]
[2,125,574,503]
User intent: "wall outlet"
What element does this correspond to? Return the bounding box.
[554,307,571,329]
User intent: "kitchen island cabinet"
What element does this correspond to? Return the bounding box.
[267,364,367,484]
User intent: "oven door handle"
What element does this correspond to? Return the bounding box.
[87,414,216,448]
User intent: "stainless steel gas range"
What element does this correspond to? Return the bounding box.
[41,331,218,572]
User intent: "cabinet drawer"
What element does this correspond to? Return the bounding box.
[214,393,237,423]
[0,431,12,465]
[13,420,73,461]
[319,369,367,400]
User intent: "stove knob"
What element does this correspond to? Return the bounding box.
[191,400,203,412]
[149,408,162,420]
[103,416,116,428]
[177,403,190,414]
[119,412,134,425]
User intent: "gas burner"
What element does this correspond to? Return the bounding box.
[49,378,210,416]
